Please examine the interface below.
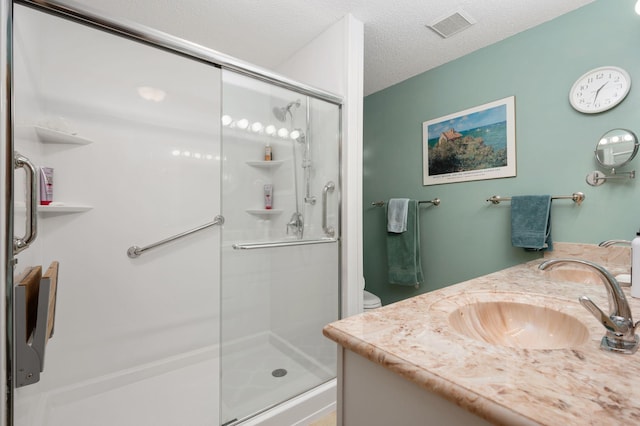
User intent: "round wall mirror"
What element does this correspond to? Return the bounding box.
[594,128,639,168]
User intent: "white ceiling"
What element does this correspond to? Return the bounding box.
[64,0,595,96]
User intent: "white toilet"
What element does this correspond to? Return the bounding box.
[362,277,382,311]
[363,290,382,311]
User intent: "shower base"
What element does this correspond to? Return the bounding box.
[14,346,219,426]
[221,331,335,425]
[14,333,335,426]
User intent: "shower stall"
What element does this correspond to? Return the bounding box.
[3,1,342,425]
[220,73,340,424]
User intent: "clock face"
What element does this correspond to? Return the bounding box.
[569,66,631,114]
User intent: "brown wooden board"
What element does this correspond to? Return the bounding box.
[17,265,42,339]
[43,261,59,340]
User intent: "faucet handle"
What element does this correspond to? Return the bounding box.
[579,296,628,334]
[580,295,638,353]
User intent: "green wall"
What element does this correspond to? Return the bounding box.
[363,0,640,305]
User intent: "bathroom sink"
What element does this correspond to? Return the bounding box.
[543,266,603,284]
[542,265,631,286]
[448,300,589,349]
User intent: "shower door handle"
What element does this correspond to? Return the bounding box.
[14,152,38,255]
[322,181,335,237]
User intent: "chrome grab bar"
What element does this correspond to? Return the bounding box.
[233,238,337,250]
[322,181,335,237]
[14,152,38,255]
[127,215,224,258]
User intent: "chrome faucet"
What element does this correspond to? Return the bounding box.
[539,258,639,354]
[286,212,304,238]
[599,240,631,247]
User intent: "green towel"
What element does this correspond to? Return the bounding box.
[386,199,424,287]
[511,195,553,251]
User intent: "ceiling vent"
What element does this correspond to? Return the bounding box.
[427,9,476,39]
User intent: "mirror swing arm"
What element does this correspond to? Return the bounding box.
[586,128,639,187]
[586,169,635,186]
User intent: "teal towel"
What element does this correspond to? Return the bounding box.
[386,199,424,286]
[387,198,409,233]
[511,195,553,251]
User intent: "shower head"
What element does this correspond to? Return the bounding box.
[272,107,287,122]
[272,99,301,122]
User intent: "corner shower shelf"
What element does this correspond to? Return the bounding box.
[15,202,93,214]
[34,126,94,145]
[245,209,283,216]
[38,204,93,214]
[246,160,284,168]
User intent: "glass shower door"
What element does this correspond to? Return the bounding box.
[12,5,222,426]
[220,70,340,425]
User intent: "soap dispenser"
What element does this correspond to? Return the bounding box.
[632,230,640,298]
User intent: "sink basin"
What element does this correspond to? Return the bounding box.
[542,265,631,286]
[449,301,589,349]
[543,267,603,285]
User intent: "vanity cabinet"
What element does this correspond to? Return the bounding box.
[324,243,640,426]
[340,350,491,426]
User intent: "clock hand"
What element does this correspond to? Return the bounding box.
[593,81,609,103]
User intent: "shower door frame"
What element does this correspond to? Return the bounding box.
[0,1,344,425]
[1,0,14,424]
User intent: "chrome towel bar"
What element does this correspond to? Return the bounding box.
[486,192,585,205]
[127,215,224,258]
[371,198,440,207]
[232,238,337,250]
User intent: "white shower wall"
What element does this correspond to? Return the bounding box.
[14,5,221,424]
[221,75,340,350]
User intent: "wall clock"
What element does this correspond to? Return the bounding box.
[569,66,631,114]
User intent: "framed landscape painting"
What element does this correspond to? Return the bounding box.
[423,96,516,186]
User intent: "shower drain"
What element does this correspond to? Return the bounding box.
[272,368,288,378]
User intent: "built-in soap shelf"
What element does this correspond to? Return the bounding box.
[245,209,283,216]
[245,161,283,216]
[246,160,284,168]
[38,204,93,213]
[21,124,94,214]
[34,126,93,145]
[15,202,93,214]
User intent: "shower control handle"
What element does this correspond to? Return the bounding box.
[322,181,335,237]
[14,152,38,255]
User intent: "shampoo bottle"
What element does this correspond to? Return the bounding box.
[39,167,54,205]
[632,230,640,298]
[264,184,273,210]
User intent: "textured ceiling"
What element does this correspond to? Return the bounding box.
[60,0,595,96]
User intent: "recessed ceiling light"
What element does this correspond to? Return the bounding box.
[137,86,166,102]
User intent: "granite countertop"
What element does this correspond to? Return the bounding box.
[323,243,640,425]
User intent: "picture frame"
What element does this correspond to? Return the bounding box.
[422,96,516,186]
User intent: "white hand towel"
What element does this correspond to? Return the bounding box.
[387,198,409,233]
